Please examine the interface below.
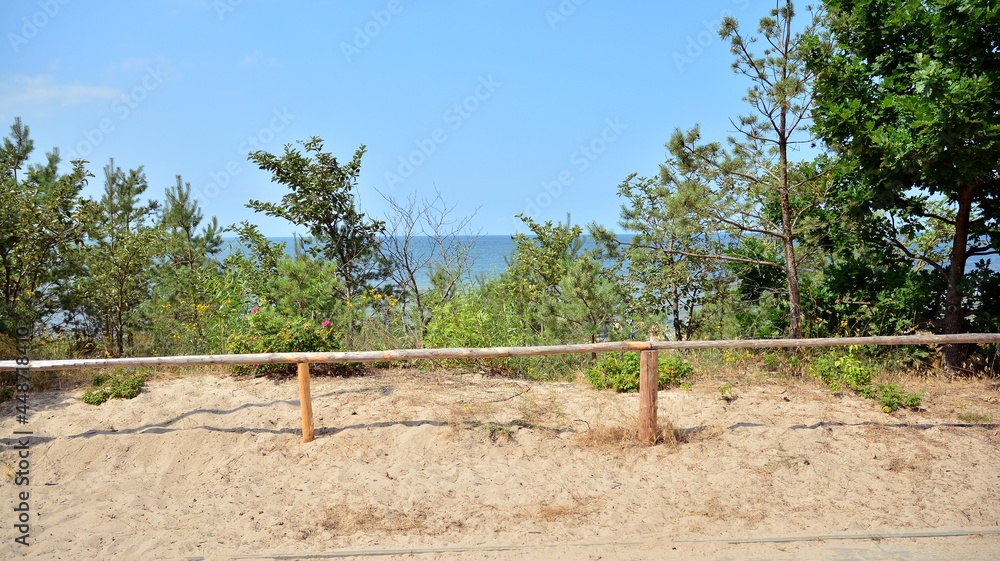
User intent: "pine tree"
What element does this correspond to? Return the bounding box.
[81,159,161,356]
[147,175,222,352]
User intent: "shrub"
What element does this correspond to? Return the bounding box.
[82,369,146,405]
[586,352,693,393]
[809,349,921,412]
[809,349,873,392]
[424,282,534,374]
[225,306,342,376]
[870,383,923,413]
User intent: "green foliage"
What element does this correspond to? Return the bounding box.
[718,382,736,402]
[501,214,616,345]
[809,348,921,412]
[0,118,92,336]
[586,352,693,393]
[661,2,829,339]
[602,172,726,341]
[142,175,223,355]
[808,0,1000,367]
[810,350,874,393]
[223,222,287,307]
[424,279,532,373]
[806,243,944,338]
[213,222,358,362]
[867,383,923,413]
[247,137,389,303]
[761,352,781,372]
[81,369,146,405]
[79,159,163,356]
[225,306,342,376]
[422,265,598,379]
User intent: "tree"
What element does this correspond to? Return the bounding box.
[502,214,615,344]
[667,0,828,339]
[600,171,727,341]
[379,189,480,342]
[146,175,223,352]
[808,0,1000,368]
[81,160,161,356]
[160,175,222,273]
[0,118,91,337]
[247,137,389,304]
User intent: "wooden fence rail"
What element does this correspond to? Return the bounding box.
[3,333,999,443]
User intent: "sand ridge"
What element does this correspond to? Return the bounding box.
[2,369,999,560]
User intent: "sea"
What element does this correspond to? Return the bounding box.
[218,235,620,288]
[219,234,997,290]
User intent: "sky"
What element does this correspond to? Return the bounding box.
[1,0,783,237]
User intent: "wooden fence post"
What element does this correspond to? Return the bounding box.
[298,362,315,443]
[638,348,658,445]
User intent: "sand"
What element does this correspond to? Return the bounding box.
[2,367,999,560]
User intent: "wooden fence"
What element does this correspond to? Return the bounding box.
[3,333,999,444]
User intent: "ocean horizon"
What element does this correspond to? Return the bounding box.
[218,234,997,290]
[218,235,629,287]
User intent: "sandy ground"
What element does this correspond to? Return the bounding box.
[2,367,999,560]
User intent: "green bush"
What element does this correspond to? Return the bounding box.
[809,349,921,412]
[82,369,146,405]
[586,352,693,393]
[869,383,923,413]
[809,349,874,392]
[225,306,342,376]
[424,282,534,374]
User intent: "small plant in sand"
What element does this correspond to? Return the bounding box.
[482,421,515,442]
[957,410,993,424]
[862,383,922,413]
[81,368,147,405]
[718,382,736,402]
[1,453,15,482]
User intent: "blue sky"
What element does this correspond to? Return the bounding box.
[1,0,780,236]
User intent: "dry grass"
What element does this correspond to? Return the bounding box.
[535,492,601,524]
[575,418,679,449]
[316,503,431,536]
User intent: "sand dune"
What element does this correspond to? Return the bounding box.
[2,368,999,560]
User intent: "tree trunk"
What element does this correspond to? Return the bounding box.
[672,285,682,341]
[778,122,803,339]
[777,5,803,341]
[941,185,977,371]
